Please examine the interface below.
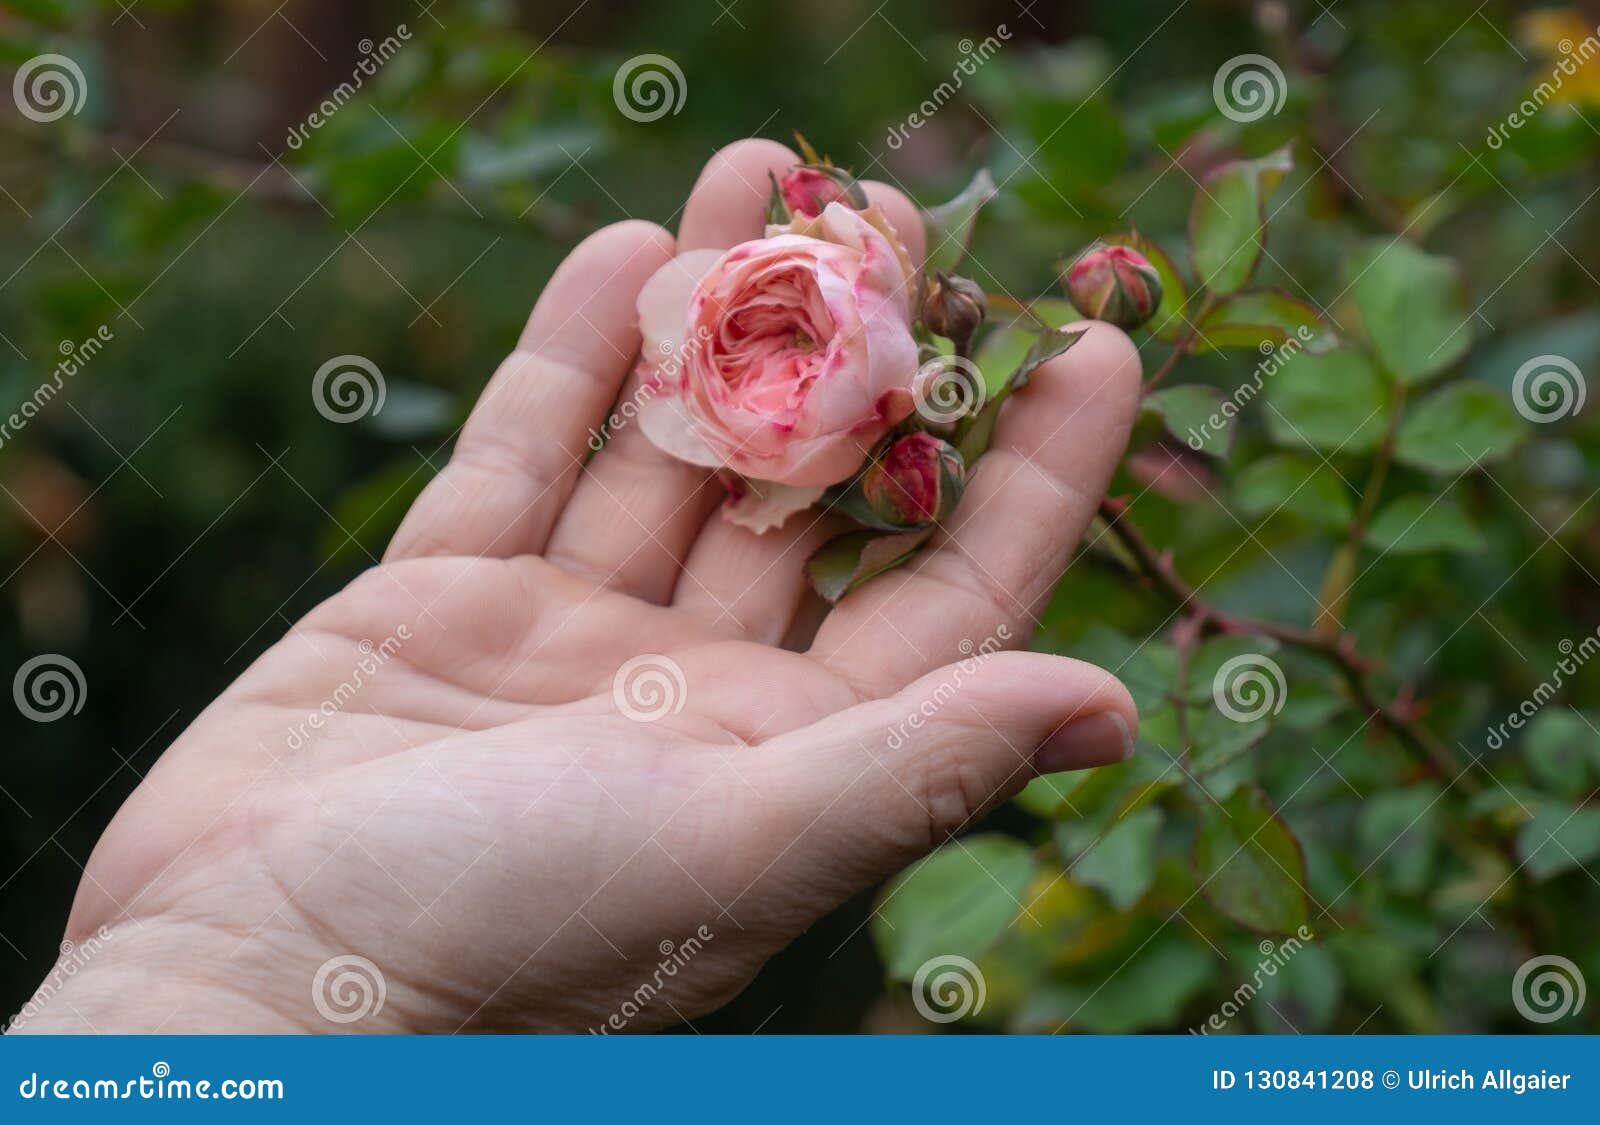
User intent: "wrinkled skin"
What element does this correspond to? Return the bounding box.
[18,140,1143,1034]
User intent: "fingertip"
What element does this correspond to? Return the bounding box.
[860,180,927,268]
[1059,320,1145,412]
[1033,712,1134,774]
[679,138,799,250]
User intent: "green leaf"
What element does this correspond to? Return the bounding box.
[1142,384,1234,458]
[805,528,932,604]
[1194,289,1327,352]
[1516,805,1600,881]
[1235,454,1354,530]
[1265,348,1390,454]
[872,835,1037,978]
[1277,680,1346,730]
[1356,784,1441,895]
[1100,232,1188,342]
[1395,382,1524,473]
[974,305,1084,394]
[1188,144,1294,295]
[1187,634,1283,705]
[1523,709,1599,798]
[1188,707,1273,775]
[1070,807,1163,910]
[460,127,607,185]
[1250,943,1343,1033]
[1194,785,1309,934]
[1345,239,1471,385]
[1014,773,1082,819]
[923,168,997,273]
[1070,626,1177,713]
[1018,94,1127,201]
[366,381,455,441]
[1022,933,1216,1033]
[957,327,1083,461]
[1367,492,1485,554]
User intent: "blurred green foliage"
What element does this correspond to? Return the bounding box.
[3,0,1599,1033]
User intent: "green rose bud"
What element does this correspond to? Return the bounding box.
[921,272,988,348]
[1063,242,1164,329]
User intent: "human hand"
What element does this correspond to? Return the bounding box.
[19,140,1142,1034]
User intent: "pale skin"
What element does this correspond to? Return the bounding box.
[15,140,1143,1034]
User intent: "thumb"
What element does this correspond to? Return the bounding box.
[753,650,1136,891]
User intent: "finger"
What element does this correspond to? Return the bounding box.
[860,179,926,268]
[673,506,853,644]
[811,322,1143,695]
[679,137,798,250]
[673,180,927,640]
[747,652,1135,896]
[386,220,675,562]
[541,140,799,601]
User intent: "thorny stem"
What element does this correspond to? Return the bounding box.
[1096,497,1478,793]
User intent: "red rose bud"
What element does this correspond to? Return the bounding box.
[1064,242,1164,329]
[921,272,988,348]
[862,433,966,527]
[780,165,860,219]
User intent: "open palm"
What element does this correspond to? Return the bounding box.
[44,140,1142,1034]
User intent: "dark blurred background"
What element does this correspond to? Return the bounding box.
[3,0,1599,1032]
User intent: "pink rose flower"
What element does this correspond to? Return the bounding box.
[778,167,853,219]
[635,202,920,532]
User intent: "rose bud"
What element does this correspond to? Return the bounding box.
[779,165,860,219]
[921,272,988,349]
[862,432,967,527]
[1063,242,1164,329]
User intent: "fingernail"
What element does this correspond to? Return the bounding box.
[1032,712,1134,775]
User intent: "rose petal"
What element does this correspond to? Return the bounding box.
[721,477,826,534]
[636,383,724,469]
[638,249,723,358]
